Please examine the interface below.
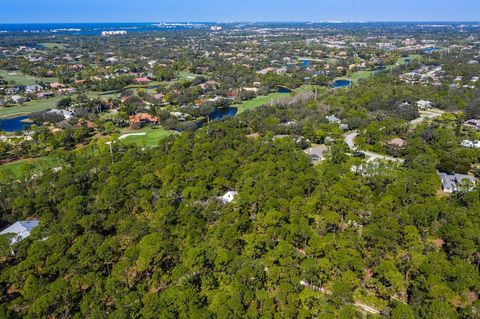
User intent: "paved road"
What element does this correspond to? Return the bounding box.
[410,109,444,126]
[344,109,445,163]
[344,131,404,163]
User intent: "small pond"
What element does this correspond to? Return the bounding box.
[0,116,34,132]
[332,79,351,89]
[194,107,238,129]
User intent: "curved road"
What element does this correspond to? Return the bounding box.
[344,131,404,163]
[344,108,444,163]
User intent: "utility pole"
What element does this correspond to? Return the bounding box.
[106,141,114,164]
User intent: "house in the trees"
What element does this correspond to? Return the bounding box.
[438,173,477,193]
[326,115,341,124]
[219,191,237,204]
[416,100,432,110]
[0,220,39,244]
[133,77,151,84]
[464,119,480,131]
[461,140,480,148]
[304,145,329,162]
[129,113,160,128]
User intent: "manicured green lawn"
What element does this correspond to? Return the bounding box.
[0,92,120,119]
[350,71,373,80]
[294,85,329,98]
[398,54,422,65]
[119,127,175,147]
[0,156,58,178]
[236,93,291,113]
[338,54,422,84]
[0,70,58,86]
[177,72,206,80]
[0,97,63,118]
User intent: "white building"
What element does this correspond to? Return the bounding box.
[220,191,237,204]
[417,100,433,110]
[461,140,480,148]
[101,30,127,36]
[0,220,39,244]
[439,173,477,193]
[48,109,74,120]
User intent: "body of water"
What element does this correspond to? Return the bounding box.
[332,79,351,88]
[0,23,210,36]
[210,106,238,121]
[424,47,442,54]
[277,86,292,93]
[0,116,33,132]
[195,107,238,129]
[301,60,311,67]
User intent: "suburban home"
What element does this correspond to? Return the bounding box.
[0,220,39,244]
[464,119,480,131]
[50,82,66,89]
[219,191,237,204]
[10,95,28,104]
[416,100,433,110]
[326,115,341,124]
[389,138,407,148]
[461,140,480,148]
[48,109,74,120]
[439,173,477,193]
[129,113,160,128]
[133,77,151,84]
[304,145,329,162]
[36,91,54,99]
[25,84,43,94]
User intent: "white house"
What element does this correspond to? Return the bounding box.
[220,191,237,204]
[326,115,341,124]
[416,100,433,110]
[0,220,39,244]
[461,140,480,148]
[48,109,74,120]
[439,173,477,193]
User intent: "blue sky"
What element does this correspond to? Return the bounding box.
[2,0,479,23]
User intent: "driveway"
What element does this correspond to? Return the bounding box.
[344,131,404,163]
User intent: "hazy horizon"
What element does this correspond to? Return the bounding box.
[1,21,480,24]
[2,0,479,24]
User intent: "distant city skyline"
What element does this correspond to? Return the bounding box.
[1,0,479,23]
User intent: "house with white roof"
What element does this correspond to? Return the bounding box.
[0,220,39,244]
[438,173,477,193]
[416,100,433,110]
[219,191,237,204]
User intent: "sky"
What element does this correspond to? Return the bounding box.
[1,0,479,23]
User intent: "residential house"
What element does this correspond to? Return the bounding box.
[134,77,151,84]
[461,140,480,148]
[464,119,480,131]
[439,173,477,193]
[389,138,407,148]
[219,191,237,204]
[417,100,433,110]
[48,109,74,120]
[129,113,160,128]
[36,91,54,99]
[10,95,27,104]
[304,145,329,162]
[326,115,341,124]
[50,82,66,89]
[25,84,43,94]
[0,220,39,244]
